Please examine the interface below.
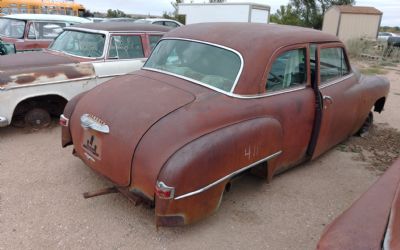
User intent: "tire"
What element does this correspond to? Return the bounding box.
[24,108,51,129]
[356,111,373,137]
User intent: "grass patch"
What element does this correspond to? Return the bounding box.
[359,66,388,75]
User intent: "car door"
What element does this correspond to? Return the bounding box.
[311,43,359,159]
[261,44,317,173]
[24,21,66,51]
[93,34,147,79]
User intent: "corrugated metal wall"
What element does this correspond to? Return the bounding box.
[338,14,380,41]
[322,8,339,36]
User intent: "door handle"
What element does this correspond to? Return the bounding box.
[323,95,334,109]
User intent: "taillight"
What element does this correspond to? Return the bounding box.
[59,114,69,127]
[155,181,175,199]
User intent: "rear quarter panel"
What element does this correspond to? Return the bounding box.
[156,117,283,224]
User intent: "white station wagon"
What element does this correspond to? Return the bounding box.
[0,22,170,128]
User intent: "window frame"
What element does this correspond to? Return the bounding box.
[106,33,145,61]
[317,43,351,87]
[26,21,67,40]
[261,43,311,94]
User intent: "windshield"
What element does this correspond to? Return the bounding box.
[50,30,106,58]
[144,39,242,92]
[0,18,25,38]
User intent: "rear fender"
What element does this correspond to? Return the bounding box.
[155,117,283,226]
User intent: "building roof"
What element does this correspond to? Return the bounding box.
[70,22,172,32]
[2,14,91,23]
[334,5,382,15]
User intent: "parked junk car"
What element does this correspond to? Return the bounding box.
[134,18,183,28]
[378,31,398,42]
[317,158,400,250]
[0,14,91,53]
[60,23,389,227]
[0,37,16,55]
[0,22,170,128]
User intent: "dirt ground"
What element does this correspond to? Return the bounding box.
[0,66,399,250]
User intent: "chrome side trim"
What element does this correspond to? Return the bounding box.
[80,114,110,134]
[319,73,354,89]
[143,37,244,93]
[231,86,308,99]
[96,73,127,79]
[173,151,282,200]
[0,116,9,127]
[2,76,95,90]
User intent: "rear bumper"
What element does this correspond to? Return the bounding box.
[0,116,9,127]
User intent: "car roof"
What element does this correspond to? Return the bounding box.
[2,14,91,23]
[69,22,172,32]
[166,23,339,51]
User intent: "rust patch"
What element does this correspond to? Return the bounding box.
[15,75,36,84]
[0,63,95,87]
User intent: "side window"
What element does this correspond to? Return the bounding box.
[153,21,164,26]
[20,4,28,13]
[320,47,349,83]
[149,35,163,50]
[165,21,178,28]
[266,48,307,92]
[28,22,65,39]
[66,8,73,15]
[108,35,144,59]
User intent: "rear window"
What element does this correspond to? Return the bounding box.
[144,39,242,92]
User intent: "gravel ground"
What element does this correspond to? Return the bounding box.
[0,66,399,250]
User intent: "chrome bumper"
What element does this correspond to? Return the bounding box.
[0,116,9,127]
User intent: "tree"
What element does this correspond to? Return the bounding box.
[106,9,128,18]
[271,0,356,29]
[170,0,185,24]
[270,5,303,26]
[82,9,94,18]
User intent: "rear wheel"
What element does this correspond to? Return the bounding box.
[356,111,373,137]
[24,108,51,129]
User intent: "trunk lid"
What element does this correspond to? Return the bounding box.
[70,74,195,186]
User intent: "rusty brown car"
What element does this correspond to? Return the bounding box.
[317,158,400,250]
[61,23,390,227]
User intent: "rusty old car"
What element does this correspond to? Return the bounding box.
[0,22,170,128]
[0,14,91,53]
[317,158,400,250]
[60,23,390,226]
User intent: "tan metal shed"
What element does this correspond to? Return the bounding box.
[322,6,382,42]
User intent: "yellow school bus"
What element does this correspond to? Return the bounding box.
[0,0,86,17]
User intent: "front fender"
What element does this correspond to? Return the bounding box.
[155,116,283,226]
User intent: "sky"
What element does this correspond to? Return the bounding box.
[78,0,399,26]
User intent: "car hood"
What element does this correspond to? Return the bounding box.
[0,51,95,89]
[0,51,80,71]
[70,73,196,186]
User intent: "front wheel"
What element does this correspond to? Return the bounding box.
[24,108,51,129]
[356,111,373,137]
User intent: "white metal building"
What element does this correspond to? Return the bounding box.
[322,5,382,42]
[178,2,270,25]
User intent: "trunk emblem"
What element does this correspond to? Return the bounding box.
[80,114,110,134]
